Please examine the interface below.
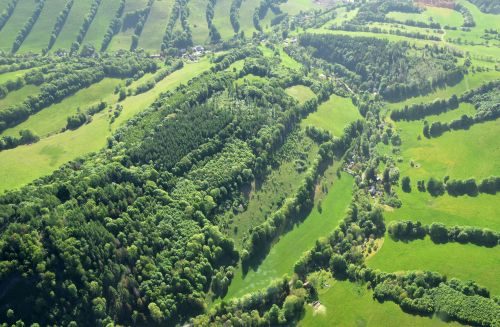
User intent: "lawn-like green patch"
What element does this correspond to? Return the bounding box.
[0,0,36,52]
[188,0,209,45]
[301,94,362,137]
[286,85,316,104]
[138,0,172,51]
[108,0,149,51]
[299,280,461,327]
[52,0,93,50]
[386,6,463,27]
[0,84,39,109]
[212,0,233,40]
[368,236,500,295]
[83,0,123,49]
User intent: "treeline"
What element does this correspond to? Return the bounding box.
[66,101,107,130]
[455,3,475,28]
[129,0,154,51]
[388,220,499,247]
[46,0,74,51]
[11,0,45,53]
[411,176,500,197]
[391,95,459,121]
[71,0,102,54]
[468,0,500,14]
[100,0,126,51]
[330,23,442,41]
[253,0,284,31]
[0,0,19,32]
[162,0,193,53]
[0,129,39,151]
[230,0,243,33]
[192,277,307,326]
[132,60,184,95]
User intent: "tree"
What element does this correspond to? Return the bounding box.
[402,176,411,192]
[427,177,444,196]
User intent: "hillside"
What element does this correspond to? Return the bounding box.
[0,0,499,326]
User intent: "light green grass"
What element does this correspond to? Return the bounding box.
[212,0,233,40]
[0,84,39,109]
[301,94,362,137]
[108,0,148,51]
[392,116,500,181]
[0,0,10,13]
[323,7,359,27]
[0,67,34,84]
[368,21,443,39]
[2,78,121,138]
[0,0,36,52]
[368,236,500,295]
[299,280,461,327]
[188,0,209,45]
[385,190,500,231]
[281,0,321,16]
[224,172,354,300]
[238,0,259,37]
[18,0,66,53]
[0,59,212,193]
[386,7,463,27]
[386,71,500,110]
[83,0,122,49]
[285,85,316,104]
[138,0,172,52]
[52,0,93,50]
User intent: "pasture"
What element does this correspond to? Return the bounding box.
[285,85,316,104]
[212,0,233,40]
[83,0,123,49]
[299,280,462,327]
[368,236,500,295]
[108,0,149,51]
[0,0,36,52]
[52,0,93,50]
[188,0,209,45]
[137,0,172,52]
[386,6,463,27]
[0,84,39,109]
[301,94,362,137]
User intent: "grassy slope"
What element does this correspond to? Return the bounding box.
[0,84,39,109]
[0,0,36,52]
[301,94,362,137]
[83,0,122,49]
[225,172,354,300]
[386,6,463,27]
[188,0,209,45]
[239,0,259,37]
[18,0,66,53]
[0,59,212,193]
[138,0,172,52]
[0,67,34,84]
[108,0,148,51]
[2,78,121,138]
[299,280,461,327]
[368,237,500,295]
[281,0,321,16]
[212,0,233,40]
[285,85,316,104]
[52,0,93,50]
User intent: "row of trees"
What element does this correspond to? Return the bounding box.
[468,0,500,14]
[230,0,243,33]
[413,176,500,197]
[330,23,442,41]
[71,0,102,54]
[100,0,126,51]
[11,0,45,53]
[0,0,18,32]
[0,129,39,151]
[46,0,74,51]
[129,0,154,51]
[132,60,183,95]
[162,0,193,53]
[455,3,475,27]
[388,220,499,247]
[391,95,459,121]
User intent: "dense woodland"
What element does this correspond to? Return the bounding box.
[0,0,499,326]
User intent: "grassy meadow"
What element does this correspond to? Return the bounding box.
[0,84,40,109]
[386,6,463,27]
[108,0,149,51]
[238,0,259,37]
[285,85,316,104]
[299,280,462,327]
[52,0,93,50]
[188,0,209,45]
[301,94,362,137]
[212,0,233,40]
[138,0,172,52]
[83,0,123,49]
[0,0,36,52]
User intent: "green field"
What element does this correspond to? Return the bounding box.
[386,6,463,27]
[368,237,500,295]
[0,67,34,84]
[281,0,321,16]
[285,85,316,104]
[224,172,353,300]
[2,78,121,138]
[299,280,461,327]
[301,94,362,137]
[138,0,172,52]
[212,0,233,40]
[239,0,259,37]
[188,0,209,45]
[83,0,122,49]
[18,0,66,53]
[0,84,39,109]
[0,59,212,193]
[52,0,93,50]
[108,0,148,51]
[0,0,36,52]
